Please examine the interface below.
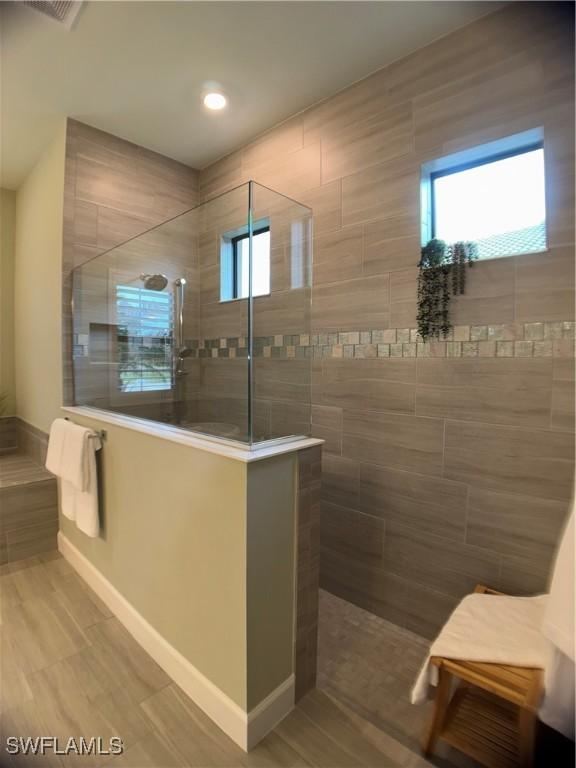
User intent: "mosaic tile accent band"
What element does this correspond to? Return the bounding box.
[193,321,576,360]
[73,321,576,361]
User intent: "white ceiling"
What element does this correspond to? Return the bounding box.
[1,1,500,189]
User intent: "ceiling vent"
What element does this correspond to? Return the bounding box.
[23,1,83,29]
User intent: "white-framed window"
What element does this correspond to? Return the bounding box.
[115,284,173,393]
[220,222,270,301]
[421,129,547,259]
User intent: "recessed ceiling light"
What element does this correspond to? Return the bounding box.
[203,92,227,111]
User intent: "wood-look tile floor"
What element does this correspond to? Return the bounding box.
[0,552,436,768]
[0,454,53,489]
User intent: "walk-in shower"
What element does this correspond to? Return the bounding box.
[71,181,313,446]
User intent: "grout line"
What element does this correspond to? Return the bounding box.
[463,483,471,545]
[441,418,447,479]
[497,554,504,592]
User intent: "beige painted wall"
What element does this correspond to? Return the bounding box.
[0,188,16,415]
[60,412,300,711]
[14,123,67,432]
[60,412,249,707]
[246,453,296,709]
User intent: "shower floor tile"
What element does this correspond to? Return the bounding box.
[317,590,486,767]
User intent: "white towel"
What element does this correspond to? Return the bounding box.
[46,419,101,538]
[539,503,575,739]
[69,438,101,538]
[411,593,549,705]
[46,418,89,490]
[45,418,68,477]
[542,505,574,661]
[59,478,77,522]
[60,421,93,491]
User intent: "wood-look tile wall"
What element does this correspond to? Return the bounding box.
[295,445,322,701]
[0,416,18,454]
[0,477,58,565]
[62,120,200,407]
[0,420,56,564]
[0,418,50,466]
[198,3,575,637]
[16,418,50,465]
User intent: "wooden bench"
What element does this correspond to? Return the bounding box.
[422,585,543,768]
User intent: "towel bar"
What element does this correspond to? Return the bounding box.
[64,417,106,441]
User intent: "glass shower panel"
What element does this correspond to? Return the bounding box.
[72,184,251,441]
[195,184,251,441]
[71,181,312,446]
[250,182,313,442]
[72,205,202,424]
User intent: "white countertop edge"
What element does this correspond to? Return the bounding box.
[61,407,323,463]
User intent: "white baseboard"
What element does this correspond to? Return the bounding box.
[247,674,295,750]
[58,532,294,751]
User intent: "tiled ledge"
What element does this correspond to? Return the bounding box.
[62,407,323,463]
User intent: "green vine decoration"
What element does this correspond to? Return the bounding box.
[417,240,478,341]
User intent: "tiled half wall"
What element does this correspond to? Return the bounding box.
[0,420,57,564]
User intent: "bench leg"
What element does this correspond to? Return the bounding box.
[422,667,452,756]
[518,708,537,768]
